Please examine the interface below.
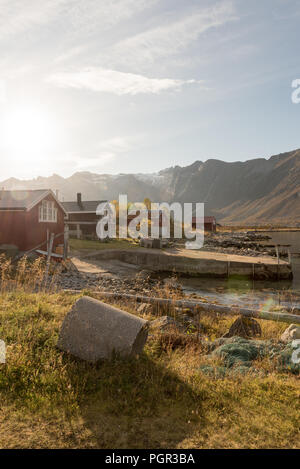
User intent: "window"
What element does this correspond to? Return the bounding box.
[39,200,57,222]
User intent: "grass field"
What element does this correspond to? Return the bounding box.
[0,290,299,449]
[69,238,138,252]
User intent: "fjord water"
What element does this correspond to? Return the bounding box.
[179,231,300,311]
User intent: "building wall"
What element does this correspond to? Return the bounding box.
[68,212,99,222]
[0,210,27,249]
[24,194,65,251]
[0,194,65,251]
[67,213,99,239]
[204,222,216,232]
[192,218,217,232]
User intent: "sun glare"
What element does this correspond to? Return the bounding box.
[2,107,54,164]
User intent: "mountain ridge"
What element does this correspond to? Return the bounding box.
[1,149,300,225]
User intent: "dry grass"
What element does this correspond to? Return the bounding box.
[0,283,299,449]
[0,254,64,294]
[69,238,138,252]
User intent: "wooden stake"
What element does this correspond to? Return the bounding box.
[44,232,54,282]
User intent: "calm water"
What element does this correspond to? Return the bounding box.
[177,231,300,310]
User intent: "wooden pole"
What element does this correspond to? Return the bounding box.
[63,225,69,260]
[44,233,54,283]
[288,247,292,265]
[63,289,300,325]
[47,229,49,252]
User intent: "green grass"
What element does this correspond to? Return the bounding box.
[69,238,138,252]
[0,290,299,448]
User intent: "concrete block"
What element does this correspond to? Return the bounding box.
[57,296,149,362]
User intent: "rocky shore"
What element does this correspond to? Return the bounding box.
[54,267,177,297]
[199,231,274,257]
[50,230,291,294]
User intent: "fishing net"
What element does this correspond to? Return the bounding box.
[199,336,300,377]
[211,336,265,367]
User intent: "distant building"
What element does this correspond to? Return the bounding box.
[62,193,107,239]
[192,216,217,232]
[0,189,67,251]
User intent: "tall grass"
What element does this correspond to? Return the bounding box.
[0,254,298,448]
[0,290,298,449]
[0,254,62,293]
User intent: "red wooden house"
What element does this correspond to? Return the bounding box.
[0,189,67,252]
[192,216,216,232]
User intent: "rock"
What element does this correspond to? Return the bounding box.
[223,316,262,339]
[137,303,152,315]
[135,270,151,280]
[57,296,149,362]
[0,244,19,258]
[280,324,300,344]
[140,238,162,249]
[163,278,182,290]
[151,315,184,332]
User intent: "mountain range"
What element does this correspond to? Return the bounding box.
[2,149,300,225]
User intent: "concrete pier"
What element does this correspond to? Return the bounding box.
[84,248,293,280]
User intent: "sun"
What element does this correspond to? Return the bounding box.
[2,107,54,162]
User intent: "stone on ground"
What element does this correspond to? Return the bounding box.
[57,296,149,362]
[280,324,300,343]
[137,303,152,315]
[151,315,184,332]
[223,315,262,339]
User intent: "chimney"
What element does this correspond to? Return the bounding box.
[55,189,59,200]
[77,192,83,208]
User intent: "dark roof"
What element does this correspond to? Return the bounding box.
[0,190,50,210]
[62,200,107,213]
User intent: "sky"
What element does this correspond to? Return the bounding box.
[0,0,300,179]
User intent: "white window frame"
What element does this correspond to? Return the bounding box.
[39,200,58,223]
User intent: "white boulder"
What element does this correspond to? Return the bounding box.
[280,324,300,344]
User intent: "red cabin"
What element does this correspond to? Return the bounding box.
[0,189,67,252]
[192,216,216,232]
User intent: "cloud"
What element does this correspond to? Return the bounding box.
[0,80,6,103]
[98,137,133,153]
[106,1,237,69]
[47,67,201,95]
[64,0,159,31]
[74,153,116,171]
[0,0,159,41]
[0,0,66,39]
[72,136,138,171]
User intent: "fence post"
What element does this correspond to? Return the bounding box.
[44,232,54,284]
[64,225,69,259]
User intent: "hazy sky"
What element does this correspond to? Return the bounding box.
[0,0,300,179]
